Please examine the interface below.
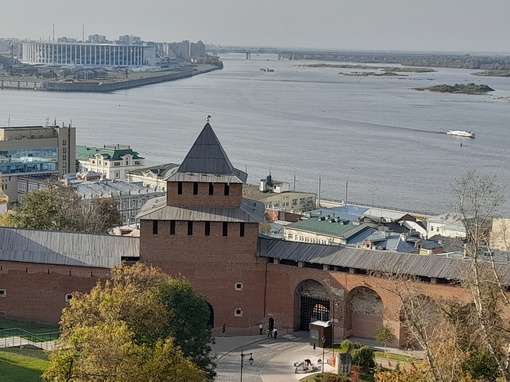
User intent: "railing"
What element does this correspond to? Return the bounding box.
[0,327,59,350]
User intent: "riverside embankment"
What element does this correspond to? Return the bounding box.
[0,64,220,92]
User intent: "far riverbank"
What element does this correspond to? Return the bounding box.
[0,64,221,93]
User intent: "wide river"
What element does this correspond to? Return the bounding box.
[1,53,510,215]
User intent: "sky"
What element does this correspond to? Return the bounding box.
[2,0,510,53]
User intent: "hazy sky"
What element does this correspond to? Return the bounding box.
[2,0,510,53]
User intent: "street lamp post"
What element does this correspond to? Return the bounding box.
[240,351,254,382]
[322,336,326,372]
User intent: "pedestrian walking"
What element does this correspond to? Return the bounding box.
[267,328,273,338]
[272,327,278,339]
[258,323,263,335]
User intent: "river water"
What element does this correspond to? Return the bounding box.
[1,53,510,215]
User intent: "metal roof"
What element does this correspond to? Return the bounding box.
[0,228,139,268]
[76,145,144,161]
[169,123,247,183]
[257,237,510,282]
[137,196,264,223]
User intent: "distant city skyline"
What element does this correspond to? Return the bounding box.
[2,0,510,53]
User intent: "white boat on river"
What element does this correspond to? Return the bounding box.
[446,130,475,138]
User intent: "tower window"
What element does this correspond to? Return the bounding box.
[224,183,230,196]
[234,308,243,317]
[188,221,193,235]
[193,182,198,195]
[170,220,176,235]
[153,220,158,235]
[205,221,210,236]
[177,182,183,195]
[209,183,214,195]
[240,223,245,237]
[223,222,228,237]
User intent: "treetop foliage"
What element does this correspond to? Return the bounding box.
[12,185,122,233]
[43,263,214,381]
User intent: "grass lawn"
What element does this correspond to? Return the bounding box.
[0,348,49,382]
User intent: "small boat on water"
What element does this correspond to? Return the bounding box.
[446,130,475,138]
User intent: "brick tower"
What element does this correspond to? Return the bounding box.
[138,121,267,331]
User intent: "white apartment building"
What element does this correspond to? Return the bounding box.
[76,145,145,181]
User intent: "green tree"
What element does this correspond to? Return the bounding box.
[12,186,122,233]
[0,211,14,227]
[157,278,216,378]
[45,263,214,381]
[375,324,396,353]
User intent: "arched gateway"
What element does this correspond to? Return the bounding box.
[295,279,330,331]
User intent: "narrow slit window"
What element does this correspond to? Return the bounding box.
[205,221,210,236]
[223,222,228,236]
[153,220,158,235]
[177,182,183,195]
[193,182,198,195]
[170,220,176,235]
[188,221,193,235]
[224,183,230,196]
[240,223,245,237]
[209,183,214,195]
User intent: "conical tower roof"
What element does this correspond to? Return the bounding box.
[170,123,247,183]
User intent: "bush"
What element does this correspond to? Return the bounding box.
[352,346,375,372]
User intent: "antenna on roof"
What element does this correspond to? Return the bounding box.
[206,115,211,123]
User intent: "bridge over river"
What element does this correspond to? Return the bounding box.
[207,47,510,69]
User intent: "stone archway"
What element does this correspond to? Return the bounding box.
[345,286,383,339]
[294,279,329,331]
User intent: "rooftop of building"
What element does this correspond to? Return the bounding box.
[126,163,180,179]
[76,144,144,161]
[76,179,163,197]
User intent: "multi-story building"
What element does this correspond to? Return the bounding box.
[21,41,156,67]
[76,179,165,225]
[126,163,180,192]
[0,124,75,202]
[76,144,145,181]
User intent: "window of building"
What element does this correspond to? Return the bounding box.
[193,182,198,195]
[188,221,193,235]
[65,294,72,302]
[62,155,66,161]
[223,222,228,236]
[234,283,243,291]
[134,161,141,165]
[224,183,230,196]
[62,139,67,145]
[0,289,6,297]
[62,147,67,154]
[170,220,176,235]
[115,172,120,178]
[205,221,210,236]
[18,182,27,192]
[240,223,245,237]
[153,220,158,235]
[178,182,183,195]
[28,183,38,192]
[209,183,214,195]
[234,308,243,317]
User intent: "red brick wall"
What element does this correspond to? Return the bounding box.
[166,181,243,207]
[0,261,108,323]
